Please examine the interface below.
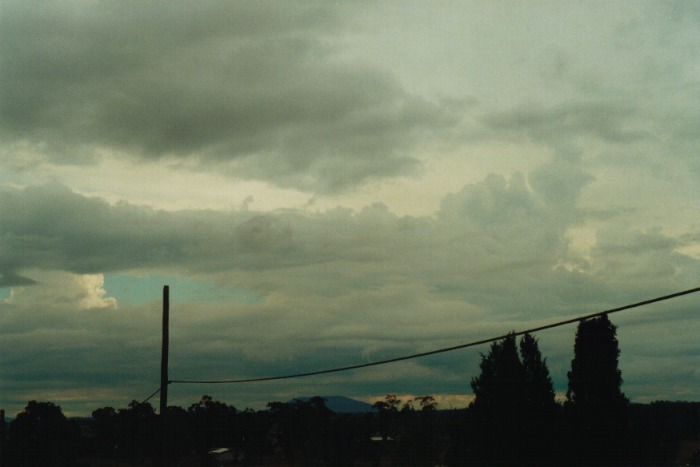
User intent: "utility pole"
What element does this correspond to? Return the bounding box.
[160,285,169,415]
[0,409,5,464]
[160,285,170,467]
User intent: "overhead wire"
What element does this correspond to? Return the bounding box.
[142,386,162,404]
[168,285,700,385]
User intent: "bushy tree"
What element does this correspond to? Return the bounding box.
[115,400,158,461]
[91,406,117,456]
[372,394,403,413]
[415,395,438,412]
[8,401,78,466]
[264,397,336,464]
[372,395,403,441]
[188,395,237,459]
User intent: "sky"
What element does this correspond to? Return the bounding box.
[1,0,700,417]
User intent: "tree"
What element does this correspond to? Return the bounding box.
[520,332,556,411]
[372,394,402,413]
[115,400,158,461]
[188,395,237,460]
[120,400,155,418]
[92,407,117,457]
[469,333,558,464]
[519,333,559,463]
[415,395,438,412]
[264,397,335,464]
[566,314,629,462]
[8,401,77,466]
[372,395,404,442]
[566,314,628,410]
[469,334,526,462]
[471,333,526,410]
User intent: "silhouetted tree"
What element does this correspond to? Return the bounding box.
[520,332,556,410]
[115,400,157,462]
[470,333,527,463]
[372,394,402,413]
[290,397,335,463]
[401,398,415,412]
[519,333,559,463]
[264,397,337,464]
[188,395,237,461]
[567,315,627,409]
[415,395,438,412]
[566,314,629,462]
[8,401,78,466]
[471,333,527,410]
[469,333,558,464]
[162,405,190,459]
[399,395,441,465]
[372,394,403,442]
[91,406,117,457]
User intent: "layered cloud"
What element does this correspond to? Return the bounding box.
[1,1,699,416]
[1,155,699,414]
[0,0,463,192]
[0,154,594,297]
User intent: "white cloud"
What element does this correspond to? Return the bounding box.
[5,271,116,310]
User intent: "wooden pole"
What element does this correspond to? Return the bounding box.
[160,285,169,415]
[160,286,170,466]
[0,409,5,463]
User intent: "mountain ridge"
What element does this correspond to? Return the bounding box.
[289,395,376,413]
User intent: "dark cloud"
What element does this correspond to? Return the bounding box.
[0,0,460,192]
[0,183,302,275]
[0,271,36,287]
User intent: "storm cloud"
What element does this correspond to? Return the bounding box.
[1,0,461,192]
[1,1,699,415]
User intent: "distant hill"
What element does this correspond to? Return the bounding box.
[290,396,376,413]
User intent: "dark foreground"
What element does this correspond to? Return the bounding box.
[2,398,700,466]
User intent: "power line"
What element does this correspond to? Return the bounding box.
[142,386,161,404]
[169,285,700,386]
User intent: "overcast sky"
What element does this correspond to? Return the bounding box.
[2,0,700,416]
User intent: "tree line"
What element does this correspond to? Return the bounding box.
[465,314,629,464]
[3,314,700,466]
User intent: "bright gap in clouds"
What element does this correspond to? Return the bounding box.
[103,274,264,305]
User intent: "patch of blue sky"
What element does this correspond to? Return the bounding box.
[103,274,264,305]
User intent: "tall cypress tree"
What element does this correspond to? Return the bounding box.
[471,332,556,412]
[470,333,558,463]
[566,314,628,410]
[520,333,557,411]
[470,333,526,463]
[471,333,526,410]
[566,314,629,462]
[519,333,558,463]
